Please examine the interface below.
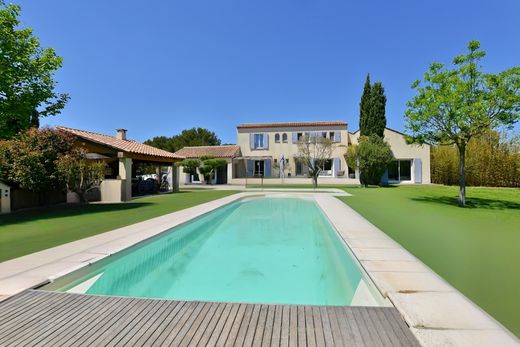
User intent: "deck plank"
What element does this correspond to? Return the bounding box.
[318,306,335,347]
[270,304,283,346]
[261,305,275,347]
[218,303,243,347]
[0,290,420,347]
[0,291,87,345]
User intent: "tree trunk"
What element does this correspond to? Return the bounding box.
[458,145,466,207]
[312,175,318,189]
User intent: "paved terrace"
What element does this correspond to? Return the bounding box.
[0,290,418,347]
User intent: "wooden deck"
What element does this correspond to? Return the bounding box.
[0,290,419,346]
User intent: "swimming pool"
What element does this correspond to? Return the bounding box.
[43,197,384,306]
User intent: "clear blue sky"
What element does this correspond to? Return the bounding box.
[16,0,520,144]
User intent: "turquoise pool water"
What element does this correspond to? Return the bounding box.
[51,197,369,305]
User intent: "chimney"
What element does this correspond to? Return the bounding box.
[116,128,127,140]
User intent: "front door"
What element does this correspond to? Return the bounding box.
[295,160,303,176]
[216,165,227,184]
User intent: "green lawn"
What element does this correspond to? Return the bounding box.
[0,189,239,262]
[339,185,520,337]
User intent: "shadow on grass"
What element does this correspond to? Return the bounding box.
[0,202,155,227]
[411,196,520,210]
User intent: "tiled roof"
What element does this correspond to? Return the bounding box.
[237,121,347,129]
[57,126,183,159]
[174,145,241,159]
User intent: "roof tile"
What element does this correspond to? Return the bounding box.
[174,145,240,159]
[237,121,347,129]
[57,126,183,159]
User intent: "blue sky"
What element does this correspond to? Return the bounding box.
[16,0,520,144]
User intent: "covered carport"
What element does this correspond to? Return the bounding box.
[57,126,184,202]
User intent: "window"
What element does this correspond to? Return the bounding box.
[319,159,333,176]
[388,160,412,181]
[388,161,398,181]
[400,160,411,181]
[274,133,280,143]
[254,160,264,176]
[282,133,288,142]
[254,134,264,149]
[321,132,327,139]
[329,132,335,140]
[348,166,356,179]
[297,132,303,141]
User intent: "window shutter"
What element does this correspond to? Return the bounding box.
[249,134,255,149]
[264,133,269,149]
[334,132,341,142]
[334,158,341,171]
[292,132,298,143]
[381,169,389,185]
[414,159,422,183]
[264,159,271,177]
[246,160,254,176]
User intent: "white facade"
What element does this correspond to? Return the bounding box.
[235,123,351,180]
[349,128,431,184]
[229,122,430,185]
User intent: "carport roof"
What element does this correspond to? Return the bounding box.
[57,126,184,160]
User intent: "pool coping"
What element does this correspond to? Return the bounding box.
[0,191,518,346]
[312,194,519,347]
[0,192,251,298]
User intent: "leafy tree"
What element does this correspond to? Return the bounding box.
[296,135,333,188]
[144,128,221,153]
[405,40,520,206]
[143,136,176,153]
[0,2,69,139]
[56,149,106,203]
[359,75,387,137]
[178,158,201,177]
[0,128,73,192]
[345,135,393,186]
[199,157,227,184]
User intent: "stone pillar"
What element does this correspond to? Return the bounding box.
[118,156,132,201]
[172,164,179,192]
[227,161,233,182]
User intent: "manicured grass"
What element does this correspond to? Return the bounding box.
[0,189,239,262]
[339,185,520,337]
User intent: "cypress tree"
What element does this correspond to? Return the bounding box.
[368,82,387,138]
[359,74,372,136]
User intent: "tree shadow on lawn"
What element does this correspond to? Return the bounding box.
[411,196,520,210]
[0,202,155,227]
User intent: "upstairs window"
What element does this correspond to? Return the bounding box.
[329,131,335,140]
[254,134,265,148]
[274,133,280,143]
[282,133,288,142]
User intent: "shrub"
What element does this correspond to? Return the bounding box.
[346,135,394,186]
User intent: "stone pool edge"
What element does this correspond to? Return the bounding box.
[0,192,252,298]
[313,194,519,347]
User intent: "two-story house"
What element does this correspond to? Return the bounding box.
[234,121,350,181]
[175,120,431,185]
